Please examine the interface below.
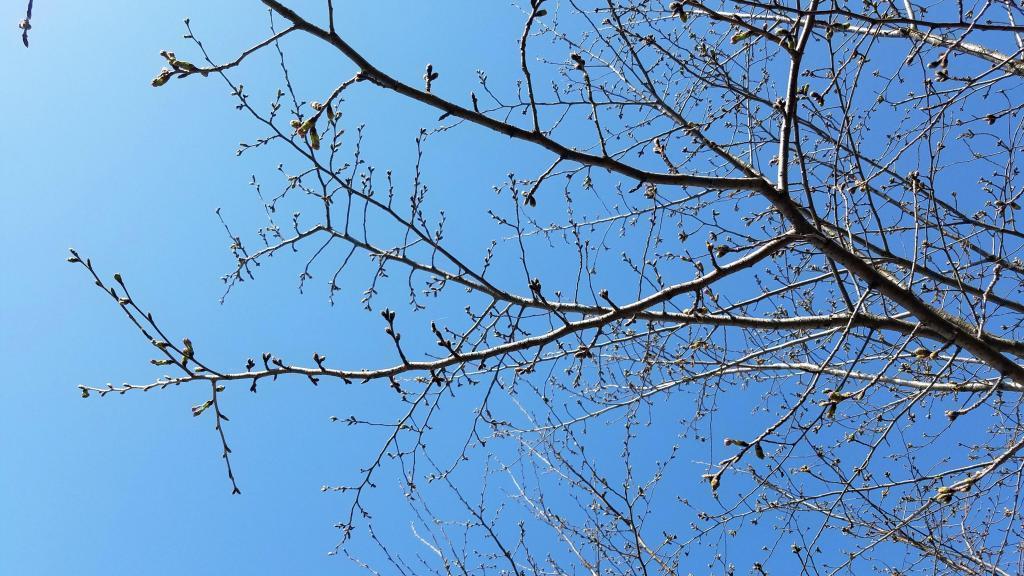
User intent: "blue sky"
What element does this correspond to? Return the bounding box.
[5,1,1013,575]
[1,2,751,572]
[0,2,542,574]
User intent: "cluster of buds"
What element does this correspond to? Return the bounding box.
[933,479,974,505]
[423,63,439,93]
[152,50,206,87]
[668,1,687,22]
[289,115,320,150]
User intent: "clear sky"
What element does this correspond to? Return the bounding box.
[0,2,549,574]
[6,1,1004,575]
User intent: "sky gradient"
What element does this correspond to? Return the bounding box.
[2,2,541,573]
[4,1,990,574]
